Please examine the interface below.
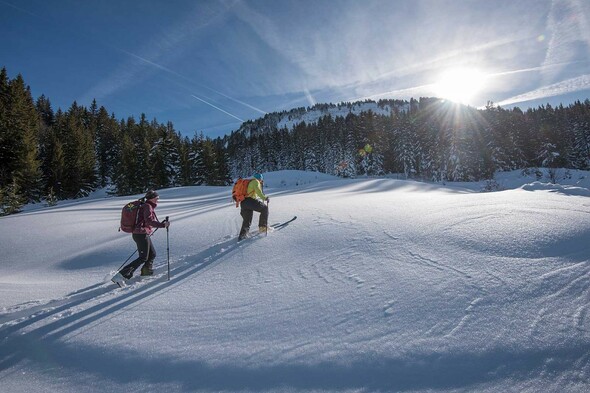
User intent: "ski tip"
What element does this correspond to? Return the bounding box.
[111,279,123,288]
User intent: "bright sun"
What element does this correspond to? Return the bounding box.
[434,68,486,104]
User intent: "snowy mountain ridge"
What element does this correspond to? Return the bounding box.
[275,100,400,131]
[233,99,409,137]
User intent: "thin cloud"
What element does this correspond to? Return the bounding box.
[303,89,316,106]
[82,2,267,117]
[496,74,590,106]
[79,60,147,107]
[542,0,590,81]
[370,37,527,84]
[117,48,268,116]
[490,61,584,78]
[0,0,41,19]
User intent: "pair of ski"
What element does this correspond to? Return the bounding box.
[240,215,297,241]
[111,216,297,288]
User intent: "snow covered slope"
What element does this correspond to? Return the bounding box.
[1,170,589,392]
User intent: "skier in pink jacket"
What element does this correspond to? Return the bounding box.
[119,189,169,279]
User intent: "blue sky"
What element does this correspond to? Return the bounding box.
[1,0,589,138]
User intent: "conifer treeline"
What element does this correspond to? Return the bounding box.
[225,97,590,181]
[2,66,590,215]
[0,68,231,214]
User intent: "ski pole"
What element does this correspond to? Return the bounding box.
[166,216,170,281]
[265,199,269,237]
[116,249,137,272]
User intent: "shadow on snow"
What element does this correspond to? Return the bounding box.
[1,218,587,391]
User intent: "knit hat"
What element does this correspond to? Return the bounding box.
[253,173,263,181]
[145,189,159,200]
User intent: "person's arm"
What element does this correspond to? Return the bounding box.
[143,204,166,228]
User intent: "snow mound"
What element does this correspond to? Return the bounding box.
[261,170,338,188]
[520,181,590,197]
[494,168,590,191]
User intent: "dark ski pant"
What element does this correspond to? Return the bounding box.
[239,198,268,237]
[121,233,155,276]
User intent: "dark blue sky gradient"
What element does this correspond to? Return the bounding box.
[1,0,589,138]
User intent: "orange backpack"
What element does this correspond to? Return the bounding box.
[232,178,252,207]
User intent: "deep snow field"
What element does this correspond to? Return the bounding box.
[1,169,589,392]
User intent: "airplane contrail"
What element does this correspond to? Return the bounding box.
[206,88,267,115]
[121,49,266,116]
[191,95,244,122]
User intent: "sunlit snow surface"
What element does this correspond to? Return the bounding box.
[1,169,589,392]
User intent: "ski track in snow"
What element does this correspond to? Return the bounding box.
[2,171,590,392]
[0,212,298,326]
[0,212,302,338]
[0,228,276,341]
[529,262,590,338]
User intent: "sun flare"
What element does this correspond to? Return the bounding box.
[434,68,486,104]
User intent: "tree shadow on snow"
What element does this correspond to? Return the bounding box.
[282,178,475,198]
[3,332,589,392]
[0,222,293,369]
[1,218,587,391]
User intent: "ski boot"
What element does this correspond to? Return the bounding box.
[141,261,154,276]
[119,265,135,280]
[238,228,249,241]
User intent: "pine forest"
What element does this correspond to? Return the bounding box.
[1,66,590,215]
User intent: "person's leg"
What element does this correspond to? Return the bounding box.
[244,198,268,229]
[141,237,156,276]
[120,234,150,278]
[256,201,268,228]
[239,199,255,240]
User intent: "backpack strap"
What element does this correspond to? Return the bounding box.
[135,199,145,229]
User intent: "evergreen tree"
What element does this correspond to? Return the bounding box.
[2,74,42,202]
[570,101,590,169]
[150,122,181,188]
[36,94,55,127]
[59,102,97,197]
[112,132,138,195]
[93,106,120,188]
[395,113,418,179]
[136,115,155,191]
[41,110,66,199]
[212,139,233,185]
[178,135,192,186]
[303,123,321,172]
[341,114,359,177]
[202,137,219,185]
[149,128,168,189]
[0,67,11,189]
[0,178,25,215]
[36,95,55,196]
[189,132,208,185]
